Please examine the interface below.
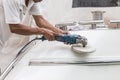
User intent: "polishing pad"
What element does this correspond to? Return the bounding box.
[71,44,96,53]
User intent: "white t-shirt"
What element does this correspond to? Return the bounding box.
[0,0,42,44]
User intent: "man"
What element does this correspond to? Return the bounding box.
[0,0,68,46]
[0,0,69,52]
[0,0,68,72]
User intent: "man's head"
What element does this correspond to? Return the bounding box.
[33,0,42,2]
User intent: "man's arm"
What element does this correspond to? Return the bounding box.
[33,15,67,34]
[9,24,57,41]
[9,24,43,35]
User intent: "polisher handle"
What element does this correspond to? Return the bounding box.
[41,34,78,44]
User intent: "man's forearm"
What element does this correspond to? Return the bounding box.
[33,15,63,33]
[9,24,44,35]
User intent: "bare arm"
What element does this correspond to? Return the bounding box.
[9,24,43,35]
[9,24,57,40]
[9,15,68,40]
[33,15,67,34]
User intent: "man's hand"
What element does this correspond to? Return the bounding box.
[40,28,59,41]
[60,30,70,35]
[33,15,70,41]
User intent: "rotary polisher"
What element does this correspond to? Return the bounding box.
[41,34,96,53]
[41,34,87,47]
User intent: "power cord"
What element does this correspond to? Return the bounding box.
[16,37,42,57]
[0,37,42,80]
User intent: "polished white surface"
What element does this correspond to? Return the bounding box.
[5,30,120,80]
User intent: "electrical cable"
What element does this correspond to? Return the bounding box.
[0,37,42,80]
[16,37,42,57]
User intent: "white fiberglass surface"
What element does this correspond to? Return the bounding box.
[4,30,120,80]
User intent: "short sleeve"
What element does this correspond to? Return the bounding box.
[29,3,42,15]
[3,0,21,24]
